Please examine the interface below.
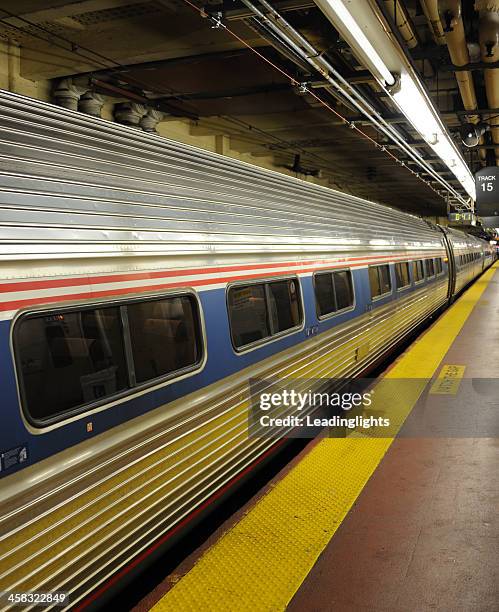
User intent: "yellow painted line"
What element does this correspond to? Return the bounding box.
[150,264,497,612]
[429,365,466,395]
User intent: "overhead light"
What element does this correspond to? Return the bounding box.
[459,122,490,147]
[390,72,476,199]
[314,0,476,201]
[314,0,395,87]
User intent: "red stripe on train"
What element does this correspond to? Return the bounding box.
[0,253,445,313]
[0,252,443,294]
[0,264,363,311]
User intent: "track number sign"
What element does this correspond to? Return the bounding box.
[475,166,499,214]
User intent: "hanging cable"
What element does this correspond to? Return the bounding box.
[180,0,467,204]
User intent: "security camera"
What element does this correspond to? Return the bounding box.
[459,122,490,147]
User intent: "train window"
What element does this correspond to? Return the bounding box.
[425,259,435,277]
[412,260,425,283]
[369,264,392,299]
[395,262,410,289]
[228,278,302,349]
[334,270,354,310]
[267,280,301,334]
[16,307,128,422]
[127,295,202,384]
[314,270,354,317]
[228,284,269,347]
[315,273,336,316]
[435,258,443,274]
[15,292,205,426]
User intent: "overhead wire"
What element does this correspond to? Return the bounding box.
[180,0,463,203]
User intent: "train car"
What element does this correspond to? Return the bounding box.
[0,90,493,608]
[482,241,496,270]
[444,227,487,295]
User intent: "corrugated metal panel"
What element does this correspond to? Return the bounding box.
[0,91,443,261]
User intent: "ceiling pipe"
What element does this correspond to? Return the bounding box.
[78,91,105,117]
[238,0,469,205]
[383,0,417,48]
[140,108,165,133]
[113,102,148,127]
[476,0,499,165]
[53,78,88,111]
[437,0,486,162]
[420,0,447,45]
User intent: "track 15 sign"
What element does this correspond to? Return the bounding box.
[475,166,499,214]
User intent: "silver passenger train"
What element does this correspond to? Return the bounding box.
[0,90,494,608]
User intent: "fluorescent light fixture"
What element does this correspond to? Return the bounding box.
[391,73,476,200]
[315,0,395,86]
[314,0,476,201]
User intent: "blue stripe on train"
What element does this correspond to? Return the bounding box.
[0,263,447,477]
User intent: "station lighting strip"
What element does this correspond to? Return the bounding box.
[317,0,476,203]
[182,0,472,209]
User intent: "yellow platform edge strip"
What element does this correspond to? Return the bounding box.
[151,264,497,612]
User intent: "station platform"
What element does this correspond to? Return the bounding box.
[137,263,499,612]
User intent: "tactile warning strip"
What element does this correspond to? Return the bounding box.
[150,264,497,612]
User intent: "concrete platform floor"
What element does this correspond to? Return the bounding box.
[287,436,498,612]
[288,270,499,612]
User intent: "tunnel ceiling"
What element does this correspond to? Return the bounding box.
[1,0,496,217]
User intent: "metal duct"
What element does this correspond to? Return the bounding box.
[438,1,478,117]
[78,91,105,117]
[113,102,148,127]
[140,108,164,133]
[420,0,446,45]
[437,1,486,162]
[53,79,88,110]
[383,0,417,48]
[476,0,499,165]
